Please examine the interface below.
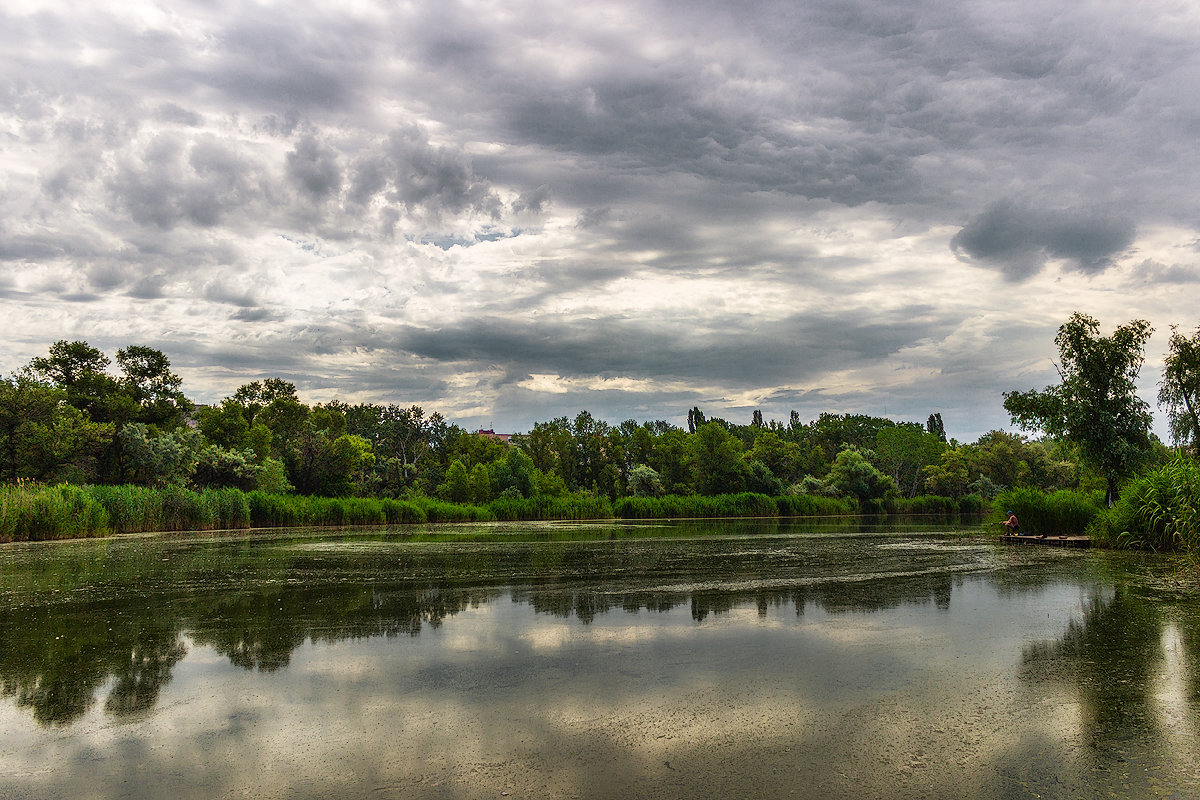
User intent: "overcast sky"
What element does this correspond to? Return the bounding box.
[3,0,1198,440]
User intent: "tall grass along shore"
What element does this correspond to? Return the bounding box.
[1,483,982,543]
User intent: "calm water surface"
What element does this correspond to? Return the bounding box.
[2,519,1198,799]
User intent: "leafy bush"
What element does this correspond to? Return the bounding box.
[825,447,898,503]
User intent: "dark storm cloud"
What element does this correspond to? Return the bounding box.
[504,77,926,208]
[3,0,1198,441]
[384,126,503,219]
[387,309,951,388]
[204,282,258,308]
[107,134,268,231]
[128,274,169,299]
[155,103,203,127]
[951,200,1136,280]
[286,134,343,200]
[1134,260,1200,285]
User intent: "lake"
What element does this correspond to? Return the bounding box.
[1,519,1198,799]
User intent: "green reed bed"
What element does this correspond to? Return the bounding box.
[0,483,109,542]
[891,494,985,516]
[245,492,427,528]
[409,497,495,523]
[488,493,614,521]
[89,485,254,533]
[614,492,782,520]
[5,481,982,542]
[992,487,1105,537]
[775,494,859,517]
[1089,457,1200,552]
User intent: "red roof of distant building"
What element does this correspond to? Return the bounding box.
[474,428,513,443]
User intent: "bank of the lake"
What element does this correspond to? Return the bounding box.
[1,482,998,543]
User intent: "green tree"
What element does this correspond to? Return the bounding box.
[468,462,493,503]
[971,430,1030,490]
[520,417,575,485]
[329,434,375,496]
[232,378,298,425]
[825,447,898,504]
[0,374,111,482]
[438,459,471,503]
[493,446,535,498]
[198,400,250,450]
[649,428,691,493]
[118,423,201,487]
[1004,313,1154,504]
[628,464,664,497]
[372,405,447,489]
[1158,324,1200,450]
[922,446,972,498]
[689,422,748,495]
[926,412,946,442]
[257,397,309,458]
[115,345,190,427]
[27,340,127,424]
[746,430,803,484]
[873,424,946,498]
[571,410,611,491]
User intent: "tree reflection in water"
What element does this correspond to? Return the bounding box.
[0,531,970,726]
[1020,581,1200,777]
[2,525,1193,740]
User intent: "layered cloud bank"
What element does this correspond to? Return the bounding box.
[3,0,1199,438]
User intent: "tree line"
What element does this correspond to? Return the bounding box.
[2,317,1197,511]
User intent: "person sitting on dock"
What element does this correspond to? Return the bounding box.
[1002,510,1020,534]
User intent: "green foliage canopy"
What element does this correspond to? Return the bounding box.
[1158,324,1200,450]
[1003,313,1154,504]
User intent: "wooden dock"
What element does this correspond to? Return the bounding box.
[1000,534,1091,548]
